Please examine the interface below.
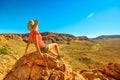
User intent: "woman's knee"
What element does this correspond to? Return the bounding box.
[48,43,59,49]
[54,43,58,46]
[54,43,59,48]
[50,43,58,47]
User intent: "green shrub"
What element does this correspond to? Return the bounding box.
[0,45,11,55]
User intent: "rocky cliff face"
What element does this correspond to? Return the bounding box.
[0,34,23,41]
[3,52,120,80]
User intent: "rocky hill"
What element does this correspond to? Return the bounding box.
[0,34,23,42]
[3,52,81,80]
[0,32,89,43]
[3,52,120,80]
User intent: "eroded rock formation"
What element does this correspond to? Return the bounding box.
[3,52,120,80]
[3,52,84,80]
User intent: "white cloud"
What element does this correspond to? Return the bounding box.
[87,12,94,18]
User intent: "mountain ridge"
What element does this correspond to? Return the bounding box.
[94,35,120,39]
[1,32,120,42]
[0,32,89,43]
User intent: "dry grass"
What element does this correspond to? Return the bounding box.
[0,38,120,79]
[0,40,35,79]
[60,39,120,70]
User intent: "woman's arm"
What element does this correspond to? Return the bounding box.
[34,34,43,58]
[25,38,31,55]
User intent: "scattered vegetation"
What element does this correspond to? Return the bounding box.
[0,44,11,55]
[0,38,120,79]
[60,39,120,69]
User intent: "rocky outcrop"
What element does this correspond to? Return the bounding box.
[3,51,120,80]
[80,62,120,80]
[0,34,23,41]
[3,52,85,80]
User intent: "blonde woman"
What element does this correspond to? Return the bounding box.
[25,20,61,59]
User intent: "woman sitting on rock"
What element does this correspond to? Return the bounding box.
[25,20,62,59]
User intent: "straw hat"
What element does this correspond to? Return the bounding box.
[27,20,38,31]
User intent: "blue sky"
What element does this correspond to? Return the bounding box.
[0,0,120,38]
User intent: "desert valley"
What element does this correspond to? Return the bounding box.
[0,32,120,80]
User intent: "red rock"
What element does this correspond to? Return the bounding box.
[3,52,82,80]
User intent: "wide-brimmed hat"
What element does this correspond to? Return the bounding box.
[28,20,38,31]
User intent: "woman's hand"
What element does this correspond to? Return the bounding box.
[37,51,44,59]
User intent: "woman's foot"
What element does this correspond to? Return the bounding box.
[57,54,64,59]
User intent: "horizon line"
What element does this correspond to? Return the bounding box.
[0,32,120,38]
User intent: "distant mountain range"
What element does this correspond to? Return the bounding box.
[20,32,89,43]
[94,35,120,39]
[0,32,89,43]
[0,32,120,42]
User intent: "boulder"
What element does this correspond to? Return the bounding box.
[4,51,120,80]
[3,52,85,80]
[80,62,120,80]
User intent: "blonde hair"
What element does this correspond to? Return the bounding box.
[27,20,38,31]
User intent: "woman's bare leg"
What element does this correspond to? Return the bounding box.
[47,43,60,58]
[47,50,58,57]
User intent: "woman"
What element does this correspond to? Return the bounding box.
[25,20,61,59]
